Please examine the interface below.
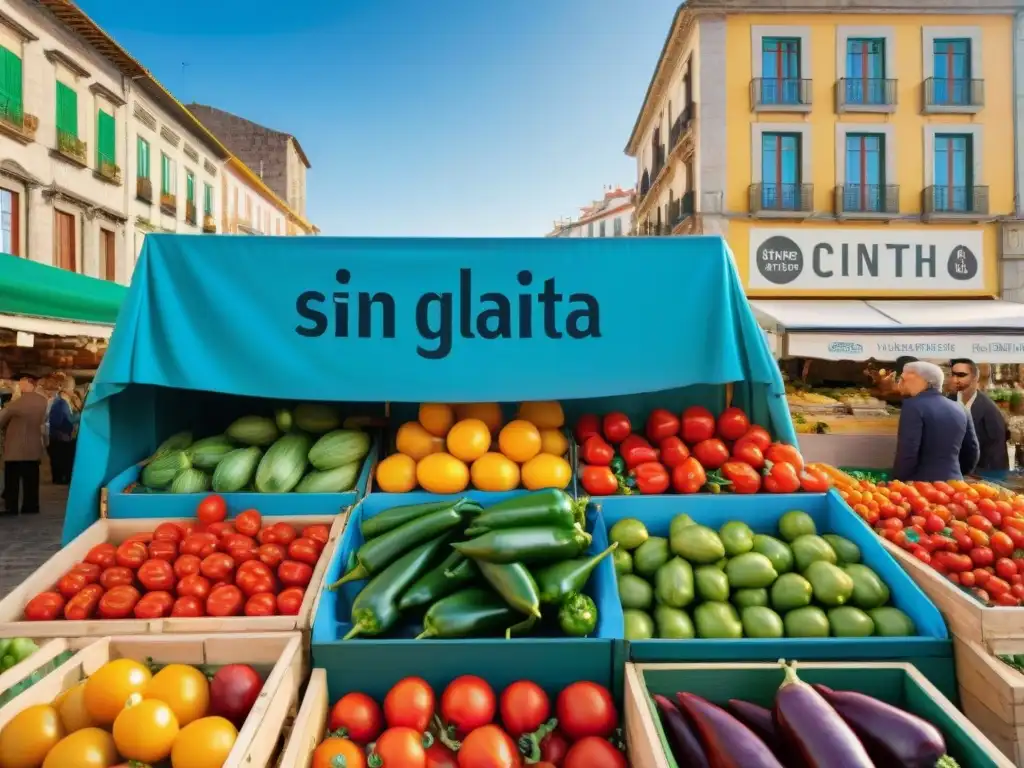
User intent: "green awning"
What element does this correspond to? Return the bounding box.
[0,253,126,327]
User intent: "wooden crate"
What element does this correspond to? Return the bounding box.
[0,639,73,706]
[0,632,305,768]
[0,513,346,638]
[956,636,1024,766]
[277,668,330,768]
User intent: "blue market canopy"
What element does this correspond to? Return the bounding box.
[66,235,792,541]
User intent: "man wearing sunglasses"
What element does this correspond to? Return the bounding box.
[948,358,1010,476]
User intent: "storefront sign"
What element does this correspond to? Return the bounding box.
[787,333,1024,363]
[749,228,985,292]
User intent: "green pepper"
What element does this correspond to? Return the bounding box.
[558,592,597,636]
[332,506,467,587]
[610,455,626,475]
[416,587,536,639]
[533,543,618,605]
[475,560,541,617]
[453,525,592,565]
[463,490,585,536]
[344,534,453,639]
[398,552,477,611]
[360,497,481,540]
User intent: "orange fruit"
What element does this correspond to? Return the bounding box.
[498,420,542,463]
[517,401,565,429]
[416,453,470,494]
[396,421,444,461]
[521,454,572,490]
[446,419,491,463]
[376,454,417,492]
[418,403,455,437]
[454,403,505,434]
[471,453,521,492]
[539,428,569,457]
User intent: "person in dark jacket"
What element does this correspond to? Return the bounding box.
[947,358,1010,475]
[892,361,979,482]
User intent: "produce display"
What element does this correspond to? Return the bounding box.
[574,406,829,496]
[22,496,330,621]
[611,510,915,640]
[654,661,961,768]
[826,467,1024,608]
[0,655,265,767]
[0,640,68,709]
[375,401,573,494]
[130,402,373,495]
[331,490,611,639]
[311,675,625,768]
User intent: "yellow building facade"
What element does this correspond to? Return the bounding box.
[627,0,1018,301]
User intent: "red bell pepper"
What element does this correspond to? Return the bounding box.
[692,438,729,471]
[671,457,706,494]
[632,462,670,494]
[799,466,830,493]
[731,440,765,471]
[620,434,658,470]
[763,461,801,493]
[659,436,690,469]
[765,443,804,472]
[602,412,632,444]
[575,414,601,444]
[580,465,623,496]
[580,435,614,466]
[645,408,680,443]
[719,461,762,494]
[681,406,716,444]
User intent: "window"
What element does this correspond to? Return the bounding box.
[845,39,885,105]
[761,132,801,208]
[97,110,115,168]
[203,182,213,215]
[55,82,77,137]
[587,221,594,237]
[844,134,884,212]
[0,47,24,125]
[137,137,150,179]
[933,134,972,211]
[186,171,195,203]
[1,188,18,256]
[54,210,75,271]
[101,229,115,281]
[613,218,622,236]
[761,38,801,104]
[599,220,606,237]
[161,153,174,196]
[933,39,970,105]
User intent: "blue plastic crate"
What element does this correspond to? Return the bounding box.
[104,438,377,518]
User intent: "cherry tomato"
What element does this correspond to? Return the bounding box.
[180,533,219,558]
[134,590,174,618]
[234,509,262,537]
[539,731,568,765]
[197,494,228,525]
[968,515,994,534]
[500,680,550,737]
[313,737,367,768]
[277,587,305,616]
[200,553,236,581]
[996,558,1019,580]
[996,592,1021,607]
[24,591,65,621]
[64,584,104,620]
[1012,583,1024,600]
[100,566,136,590]
[974,568,993,587]
[178,574,212,600]
[148,539,179,562]
[268,522,298,546]
[57,571,89,600]
[171,595,204,617]
[374,727,427,767]
[174,554,203,578]
[115,541,148,570]
[329,691,384,745]
[288,538,321,566]
[278,560,313,588]
[84,543,117,569]
[991,531,1015,559]
[988,577,1012,598]
[137,559,176,592]
[303,524,330,550]
[98,585,141,619]
[153,522,185,543]
[556,682,617,740]
[970,547,994,568]
[385,677,435,731]
[960,571,977,588]
[206,584,244,617]
[245,592,278,616]
[564,737,627,768]
[458,724,519,768]
[441,676,495,739]
[923,514,945,534]
[258,544,286,569]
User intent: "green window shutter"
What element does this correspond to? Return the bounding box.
[186,172,195,202]
[56,82,78,136]
[136,137,150,178]
[0,47,23,123]
[204,183,213,214]
[97,110,115,165]
[161,154,170,194]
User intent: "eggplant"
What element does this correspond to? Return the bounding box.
[726,699,787,760]
[813,684,960,768]
[773,662,873,768]
[653,694,710,768]
[676,692,784,768]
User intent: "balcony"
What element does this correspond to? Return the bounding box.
[637,221,671,236]
[202,214,217,233]
[95,160,121,185]
[923,78,983,114]
[669,103,697,160]
[160,193,177,216]
[54,130,87,167]
[922,185,990,221]
[835,184,899,220]
[750,78,812,112]
[136,177,153,203]
[749,183,814,218]
[0,100,37,144]
[650,144,667,186]
[186,200,197,225]
[836,78,897,113]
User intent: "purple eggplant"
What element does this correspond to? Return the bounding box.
[726,699,786,759]
[773,662,873,768]
[654,694,711,768]
[814,685,959,768]
[676,692,784,768]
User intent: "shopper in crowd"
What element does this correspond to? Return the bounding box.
[47,375,79,486]
[948,358,1010,476]
[892,361,979,482]
[0,374,48,515]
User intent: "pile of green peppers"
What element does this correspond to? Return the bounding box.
[329,489,616,640]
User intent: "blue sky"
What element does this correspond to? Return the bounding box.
[79,0,678,236]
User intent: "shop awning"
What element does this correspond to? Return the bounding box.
[750,299,1024,362]
[0,253,127,337]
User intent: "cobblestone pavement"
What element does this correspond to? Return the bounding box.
[0,482,68,598]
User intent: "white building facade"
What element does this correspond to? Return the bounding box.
[223,162,289,236]
[548,188,635,238]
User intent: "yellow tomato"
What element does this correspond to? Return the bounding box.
[416,453,470,494]
[376,453,418,493]
[84,658,152,726]
[0,704,64,768]
[471,452,521,492]
[517,401,565,429]
[454,403,504,433]
[539,428,569,457]
[446,419,491,463]
[114,697,180,762]
[170,715,238,768]
[145,663,210,727]
[498,420,542,463]
[521,454,572,490]
[395,421,444,461]
[417,403,455,437]
[41,727,117,768]
[58,681,96,733]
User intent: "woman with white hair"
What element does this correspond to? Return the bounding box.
[892,361,980,481]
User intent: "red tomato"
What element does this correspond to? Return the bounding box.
[98,585,141,619]
[645,408,680,443]
[657,436,690,469]
[174,554,203,578]
[197,494,228,525]
[69,562,101,583]
[222,533,256,550]
[171,595,204,617]
[375,727,427,768]
[56,571,89,600]
[288,538,321,566]
[237,568,276,598]
[600,412,631,444]
[303,524,330,549]
[996,558,1018,580]
[200,552,236,581]
[84,543,117,569]
[692,438,729,471]
[277,587,305,616]
[279,560,313,587]
[970,547,995,568]
[229,546,259,565]
[563,737,626,768]
[731,440,765,471]
[115,541,148,570]
[923,514,945,534]
[441,676,496,739]
[100,566,135,590]
[719,461,762,494]
[234,509,262,537]
[739,425,771,452]
[64,584,104,620]
[426,742,459,768]
[245,592,278,616]
[988,577,1012,598]
[764,443,804,472]
[329,692,384,745]
[268,522,298,546]
[134,591,174,619]
[181,533,219,558]
[539,732,568,765]
[671,457,706,494]
[499,681,550,737]
[457,725,520,768]
[137,558,176,592]
[24,591,65,621]
[680,406,716,444]
[177,574,212,600]
[991,531,1015,559]
[996,592,1021,607]
[716,406,750,442]
[153,522,184,543]
[974,568,993,587]
[207,584,244,617]
[148,539,179,562]
[206,522,235,539]
[258,543,287,569]
[385,677,435,731]
[555,682,617,740]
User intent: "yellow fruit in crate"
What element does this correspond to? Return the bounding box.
[447,419,491,463]
[539,428,569,457]
[498,420,542,463]
[58,682,96,733]
[396,421,444,461]
[418,403,455,437]
[521,454,573,490]
[517,401,565,429]
[416,453,470,494]
[377,454,418,492]
[41,727,117,768]
[454,403,504,433]
[145,663,210,727]
[0,704,64,768]
[169,716,238,768]
[113,697,179,763]
[471,453,521,491]
[84,658,152,726]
